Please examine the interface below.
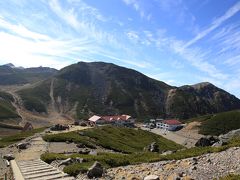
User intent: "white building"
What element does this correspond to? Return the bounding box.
[156,119,182,131]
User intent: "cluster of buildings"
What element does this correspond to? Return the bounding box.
[88,114,135,127]
[87,114,183,131]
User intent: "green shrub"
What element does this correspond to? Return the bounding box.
[199,110,240,135]
[43,126,182,153]
[63,162,93,176]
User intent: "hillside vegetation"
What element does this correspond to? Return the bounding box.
[43,126,182,153]
[199,110,240,135]
[0,91,19,120]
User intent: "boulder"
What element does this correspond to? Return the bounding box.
[87,161,104,178]
[212,140,226,147]
[79,148,91,154]
[89,150,98,155]
[195,136,219,147]
[75,157,85,163]
[161,150,173,155]
[59,158,73,166]
[3,154,15,161]
[50,124,69,131]
[144,175,159,180]
[219,128,240,143]
[148,142,159,152]
[17,142,30,149]
[76,143,86,148]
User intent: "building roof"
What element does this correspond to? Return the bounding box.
[163,119,182,125]
[88,115,131,122]
[89,115,101,122]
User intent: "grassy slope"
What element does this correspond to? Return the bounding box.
[0,127,46,148]
[41,136,240,176]
[43,126,182,153]
[18,80,51,113]
[186,110,240,136]
[0,91,19,120]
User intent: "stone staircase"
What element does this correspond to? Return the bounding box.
[12,159,75,180]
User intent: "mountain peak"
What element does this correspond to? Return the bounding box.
[191,82,214,89]
[3,63,15,68]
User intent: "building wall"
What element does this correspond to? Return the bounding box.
[156,122,181,131]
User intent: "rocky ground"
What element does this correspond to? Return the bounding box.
[103,147,240,180]
[76,147,240,180]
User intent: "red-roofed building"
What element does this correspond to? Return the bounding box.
[156,119,182,131]
[88,115,135,127]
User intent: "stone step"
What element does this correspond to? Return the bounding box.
[56,177,75,180]
[26,173,69,180]
[19,162,49,168]
[20,166,54,173]
[15,159,75,180]
[24,170,60,179]
[18,160,45,164]
[22,168,56,176]
[18,161,46,167]
[20,164,52,171]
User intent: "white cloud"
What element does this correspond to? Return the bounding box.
[183,1,240,48]
[126,31,139,42]
[122,0,150,20]
[0,16,50,40]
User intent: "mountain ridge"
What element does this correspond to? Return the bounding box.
[16,62,240,120]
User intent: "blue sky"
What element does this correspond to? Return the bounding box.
[0,0,240,98]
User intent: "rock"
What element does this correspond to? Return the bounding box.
[89,150,98,155]
[162,150,173,155]
[79,131,85,136]
[50,124,69,131]
[192,157,198,165]
[76,143,86,148]
[144,175,159,180]
[212,140,226,147]
[59,158,73,166]
[148,142,159,152]
[87,161,104,178]
[75,157,85,163]
[79,148,91,154]
[178,172,186,177]
[3,154,15,161]
[195,136,219,147]
[219,128,240,143]
[189,166,197,173]
[17,142,30,149]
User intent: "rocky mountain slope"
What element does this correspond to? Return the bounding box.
[0,63,57,85]
[16,62,240,120]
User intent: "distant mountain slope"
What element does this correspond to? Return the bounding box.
[17,62,240,120]
[165,82,240,118]
[0,63,57,85]
[0,91,20,121]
